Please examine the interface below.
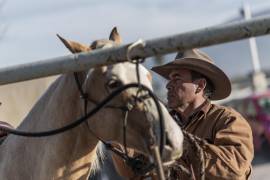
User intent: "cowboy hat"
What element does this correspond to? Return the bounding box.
[151,48,231,100]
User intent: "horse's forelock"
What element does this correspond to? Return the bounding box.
[91,39,115,50]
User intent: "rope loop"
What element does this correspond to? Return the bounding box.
[126,38,146,64]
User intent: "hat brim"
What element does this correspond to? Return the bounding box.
[151,58,231,100]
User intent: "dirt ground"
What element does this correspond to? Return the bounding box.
[251,143,270,180]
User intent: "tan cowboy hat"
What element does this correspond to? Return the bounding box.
[151,48,231,100]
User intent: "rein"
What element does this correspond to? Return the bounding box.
[0,40,167,179]
[0,83,164,140]
[0,83,165,178]
[0,80,166,179]
[74,71,159,177]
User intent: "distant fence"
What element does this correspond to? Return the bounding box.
[1,15,270,85]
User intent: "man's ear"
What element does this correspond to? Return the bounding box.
[195,79,206,93]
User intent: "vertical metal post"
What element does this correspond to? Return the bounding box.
[241,3,268,92]
[242,3,261,73]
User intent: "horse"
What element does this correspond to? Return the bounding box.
[0,27,183,179]
[0,76,57,126]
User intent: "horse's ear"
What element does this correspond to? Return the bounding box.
[109,27,122,44]
[56,34,91,53]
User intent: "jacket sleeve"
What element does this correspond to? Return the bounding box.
[184,113,254,179]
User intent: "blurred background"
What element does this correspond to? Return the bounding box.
[0,0,270,179]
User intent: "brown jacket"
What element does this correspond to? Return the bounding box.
[170,100,254,179]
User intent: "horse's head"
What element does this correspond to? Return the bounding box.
[57,27,183,164]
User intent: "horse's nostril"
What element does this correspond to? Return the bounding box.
[166,135,173,147]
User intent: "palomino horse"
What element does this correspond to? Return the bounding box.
[0,76,57,126]
[0,27,183,179]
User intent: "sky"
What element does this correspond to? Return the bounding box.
[0,0,270,80]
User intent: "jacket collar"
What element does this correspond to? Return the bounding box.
[170,99,211,127]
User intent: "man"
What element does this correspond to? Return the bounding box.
[112,49,254,179]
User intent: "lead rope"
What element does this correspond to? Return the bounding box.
[127,39,166,180]
[183,131,205,180]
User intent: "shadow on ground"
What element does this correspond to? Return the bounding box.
[253,142,270,166]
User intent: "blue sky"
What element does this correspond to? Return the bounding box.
[0,0,270,78]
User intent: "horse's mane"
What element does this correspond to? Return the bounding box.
[89,142,105,176]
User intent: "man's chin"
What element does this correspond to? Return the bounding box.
[167,102,178,109]
[167,101,184,110]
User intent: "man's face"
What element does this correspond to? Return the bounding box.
[166,68,197,109]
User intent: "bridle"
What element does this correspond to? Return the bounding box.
[74,70,158,177]
[0,40,167,179]
[0,80,166,178]
[0,70,166,179]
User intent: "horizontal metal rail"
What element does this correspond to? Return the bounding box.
[1,15,270,85]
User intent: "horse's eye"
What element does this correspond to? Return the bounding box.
[106,79,122,89]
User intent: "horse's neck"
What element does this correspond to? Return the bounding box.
[0,73,99,179]
[18,74,83,130]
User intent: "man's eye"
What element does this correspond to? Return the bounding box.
[174,77,182,81]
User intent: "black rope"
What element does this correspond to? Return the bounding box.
[0,83,165,156]
[74,68,160,176]
[132,58,165,156]
[1,60,165,177]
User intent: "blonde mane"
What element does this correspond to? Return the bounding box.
[89,142,105,176]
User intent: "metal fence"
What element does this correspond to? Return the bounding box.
[1,15,270,85]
